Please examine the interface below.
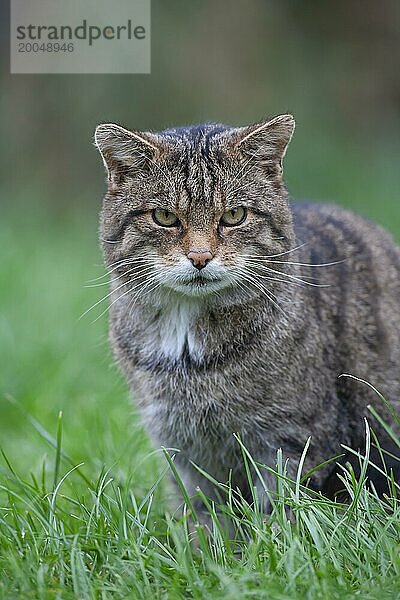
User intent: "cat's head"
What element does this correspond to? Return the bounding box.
[95,114,295,304]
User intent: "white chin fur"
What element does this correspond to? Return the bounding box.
[168,280,227,297]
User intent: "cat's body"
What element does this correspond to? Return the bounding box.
[95,116,400,507]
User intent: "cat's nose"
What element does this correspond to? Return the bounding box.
[187,250,213,270]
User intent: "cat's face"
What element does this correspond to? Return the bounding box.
[96,115,295,303]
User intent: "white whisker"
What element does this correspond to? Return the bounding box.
[242,242,309,260]
[80,266,155,320]
[245,258,345,268]
[244,271,308,290]
[245,262,331,288]
[91,271,158,324]
[235,269,291,317]
[86,254,157,283]
[91,283,136,324]
[85,264,153,287]
[126,278,164,322]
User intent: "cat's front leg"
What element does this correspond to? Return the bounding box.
[165,462,224,537]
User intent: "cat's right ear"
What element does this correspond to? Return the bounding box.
[94,123,161,185]
[234,114,295,174]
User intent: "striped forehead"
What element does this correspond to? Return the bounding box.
[163,124,229,213]
[179,147,216,211]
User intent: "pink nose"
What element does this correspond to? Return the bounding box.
[187,250,213,270]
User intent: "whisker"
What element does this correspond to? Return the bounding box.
[91,282,137,324]
[105,252,158,269]
[246,263,331,288]
[244,261,321,282]
[241,242,309,260]
[84,264,154,287]
[244,258,345,269]
[80,267,154,319]
[235,265,282,293]
[127,278,164,322]
[91,271,159,324]
[244,271,309,290]
[80,279,131,320]
[85,256,157,283]
[86,263,132,284]
[235,269,291,317]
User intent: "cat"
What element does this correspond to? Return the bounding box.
[95,114,400,514]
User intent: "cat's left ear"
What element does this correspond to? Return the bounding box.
[94,123,163,185]
[236,114,295,169]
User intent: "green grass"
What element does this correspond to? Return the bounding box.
[1,406,400,600]
[1,184,400,599]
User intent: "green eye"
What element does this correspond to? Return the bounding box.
[152,208,180,227]
[220,206,247,227]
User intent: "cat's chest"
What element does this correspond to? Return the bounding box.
[142,391,244,463]
[145,301,205,363]
[140,383,277,480]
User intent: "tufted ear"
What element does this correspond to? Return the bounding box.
[235,114,295,169]
[94,123,162,184]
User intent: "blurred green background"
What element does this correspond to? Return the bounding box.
[0,0,399,480]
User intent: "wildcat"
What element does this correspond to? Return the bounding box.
[95,114,400,513]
